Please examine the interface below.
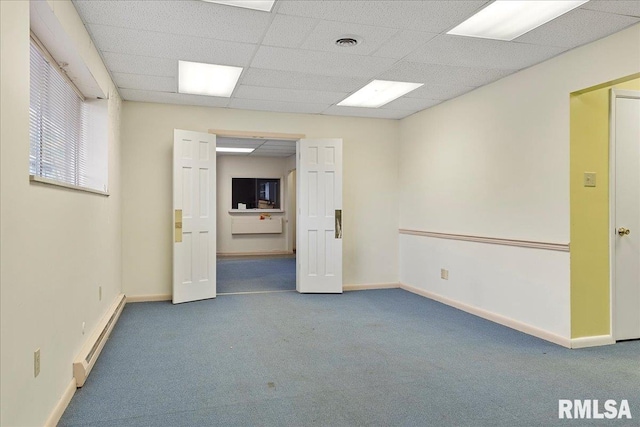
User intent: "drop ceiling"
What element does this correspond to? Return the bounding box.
[72,0,640,119]
[217,137,296,157]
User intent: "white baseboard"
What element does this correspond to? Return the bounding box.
[343,283,400,291]
[44,377,76,427]
[400,283,572,348]
[73,294,126,387]
[570,335,615,349]
[126,294,172,303]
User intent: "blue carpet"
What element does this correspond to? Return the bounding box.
[216,257,295,293]
[60,289,640,426]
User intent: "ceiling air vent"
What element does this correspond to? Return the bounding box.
[335,37,359,47]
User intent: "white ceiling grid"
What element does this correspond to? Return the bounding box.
[72,0,640,120]
[217,137,297,157]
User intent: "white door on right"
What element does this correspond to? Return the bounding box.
[612,90,640,341]
[297,139,343,293]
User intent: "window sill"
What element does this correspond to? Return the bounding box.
[29,175,109,196]
[228,209,283,214]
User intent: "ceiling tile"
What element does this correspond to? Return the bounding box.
[254,146,296,152]
[257,146,296,152]
[250,151,294,157]
[217,138,263,148]
[120,88,230,108]
[262,14,319,49]
[73,0,271,44]
[277,1,489,33]
[74,0,638,120]
[259,151,290,156]
[372,30,438,59]
[229,98,329,114]
[101,52,177,77]
[262,140,297,147]
[300,20,399,56]
[382,97,441,111]
[112,72,176,92]
[251,46,397,77]
[515,8,640,48]
[89,24,256,66]
[234,85,347,104]
[322,106,411,119]
[406,35,567,70]
[378,61,515,88]
[240,68,369,93]
[582,1,640,17]
[405,84,477,100]
[254,152,295,158]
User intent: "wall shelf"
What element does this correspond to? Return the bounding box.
[231,217,283,234]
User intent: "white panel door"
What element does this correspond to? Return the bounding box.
[173,130,216,304]
[297,139,343,293]
[612,90,640,340]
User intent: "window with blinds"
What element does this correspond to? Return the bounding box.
[29,40,106,192]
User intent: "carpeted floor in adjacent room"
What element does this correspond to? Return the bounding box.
[216,256,295,294]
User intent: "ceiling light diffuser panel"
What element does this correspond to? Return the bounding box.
[178,60,243,97]
[201,0,276,12]
[447,0,589,41]
[338,80,424,108]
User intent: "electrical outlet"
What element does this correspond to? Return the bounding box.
[99,286,102,301]
[441,269,449,280]
[34,349,40,378]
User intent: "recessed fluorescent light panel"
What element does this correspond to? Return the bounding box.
[201,0,275,12]
[338,80,424,108]
[447,0,588,41]
[216,147,255,153]
[178,60,242,97]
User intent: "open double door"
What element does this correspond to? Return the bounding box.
[172,130,342,304]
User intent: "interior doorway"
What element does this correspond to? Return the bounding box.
[217,254,296,294]
[610,89,640,341]
[212,130,302,295]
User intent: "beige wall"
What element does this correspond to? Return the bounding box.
[217,155,291,254]
[398,24,640,341]
[400,23,640,242]
[121,102,400,296]
[0,1,122,426]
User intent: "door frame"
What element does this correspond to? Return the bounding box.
[608,88,640,339]
[286,168,297,254]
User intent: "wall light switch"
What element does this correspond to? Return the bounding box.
[441,269,449,280]
[584,172,596,187]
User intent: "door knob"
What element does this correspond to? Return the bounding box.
[617,227,630,236]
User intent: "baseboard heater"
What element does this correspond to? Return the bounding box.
[73,293,126,387]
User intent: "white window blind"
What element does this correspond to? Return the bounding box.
[29,40,106,192]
